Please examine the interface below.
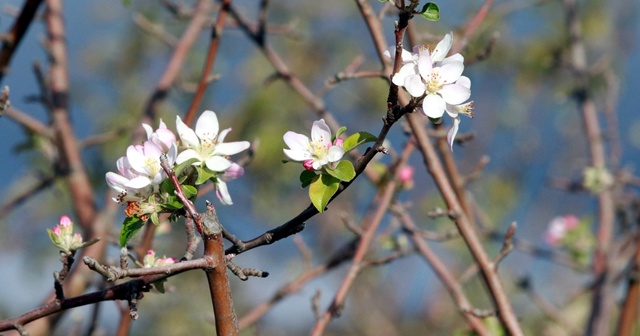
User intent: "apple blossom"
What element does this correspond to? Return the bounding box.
[143,250,176,268]
[283,119,345,171]
[175,110,250,172]
[214,163,245,205]
[544,215,579,245]
[142,119,177,153]
[386,32,475,151]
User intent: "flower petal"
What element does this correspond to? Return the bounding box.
[392,63,418,87]
[214,141,250,156]
[439,61,464,84]
[447,117,461,152]
[283,131,310,151]
[106,172,128,192]
[417,48,433,81]
[176,149,201,165]
[126,176,153,189]
[439,83,471,105]
[215,180,233,205]
[176,116,200,149]
[205,156,232,172]
[142,123,153,139]
[422,94,446,118]
[441,53,464,65]
[456,76,471,90]
[431,32,453,63]
[195,110,220,142]
[311,119,331,146]
[404,74,426,97]
[327,146,345,163]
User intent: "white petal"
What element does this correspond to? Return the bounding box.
[283,131,310,151]
[417,48,433,81]
[441,53,464,65]
[422,94,446,118]
[456,76,471,89]
[215,180,233,205]
[126,145,147,175]
[311,119,331,146]
[431,32,453,63]
[126,176,153,189]
[205,156,232,172]
[195,110,220,141]
[106,172,128,192]
[447,117,461,152]
[392,63,418,87]
[404,74,426,97]
[217,128,231,143]
[142,123,153,139]
[215,141,250,156]
[327,146,345,162]
[439,62,464,84]
[176,149,201,165]
[445,104,459,118]
[176,115,200,149]
[283,148,311,161]
[439,83,471,105]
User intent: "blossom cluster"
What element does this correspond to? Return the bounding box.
[283,119,345,172]
[105,110,250,221]
[143,249,176,268]
[384,32,474,150]
[47,215,84,252]
[544,215,579,245]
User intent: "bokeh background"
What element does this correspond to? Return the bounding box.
[0,0,638,334]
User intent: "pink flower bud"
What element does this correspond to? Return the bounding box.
[59,215,72,228]
[53,226,62,236]
[333,138,344,147]
[303,159,315,171]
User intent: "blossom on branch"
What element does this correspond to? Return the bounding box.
[386,32,474,150]
[175,110,250,172]
[48,215,84,252]
[283,119,345,171]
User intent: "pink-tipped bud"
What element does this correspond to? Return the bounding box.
[303,159,315,171]
[333,138,344,147]
[59,215,72,228]
[53,226,62,236]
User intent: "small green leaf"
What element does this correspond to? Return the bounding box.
[154,280,167,293]
[159,178,175,194]
[343,131,377,153]
[174,158,199,177]
[325,160,356,182]
[309,174,340,212]
[334,126,347,140]
[300,170,317,188]
[120,216,145,247]
[150,212,160,226]
[421,2,440,21]
[162,194,184,210]
[195,166,217,185]
[181,185,198,199]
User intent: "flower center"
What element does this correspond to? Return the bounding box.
[426,69,442,94]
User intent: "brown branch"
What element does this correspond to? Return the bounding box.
[616,229,640,336]
[407,112,523,335]
[183,0,232,126]
[311,172,398,335]
[202,202,239,335]
[0,0,44,83]
[395,203,491,336]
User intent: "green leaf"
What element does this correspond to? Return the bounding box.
[173,158,199,177]
[343,131,377,153]
[162,198,184,210]
[195,166,217,185]
[309,174,340,212]
[154,280,167,293]
[334,126,347,141]
[325,160,356,182]
[159,178,175,194]
[300,170,317,188]
[181,185,198,199]
[420,2,440,21]
[120,216,145,247]
[150,212,160,226]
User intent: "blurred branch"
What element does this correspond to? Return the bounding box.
[183,0,231,126]
[395,202,492,336]
[562,0,617,334]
